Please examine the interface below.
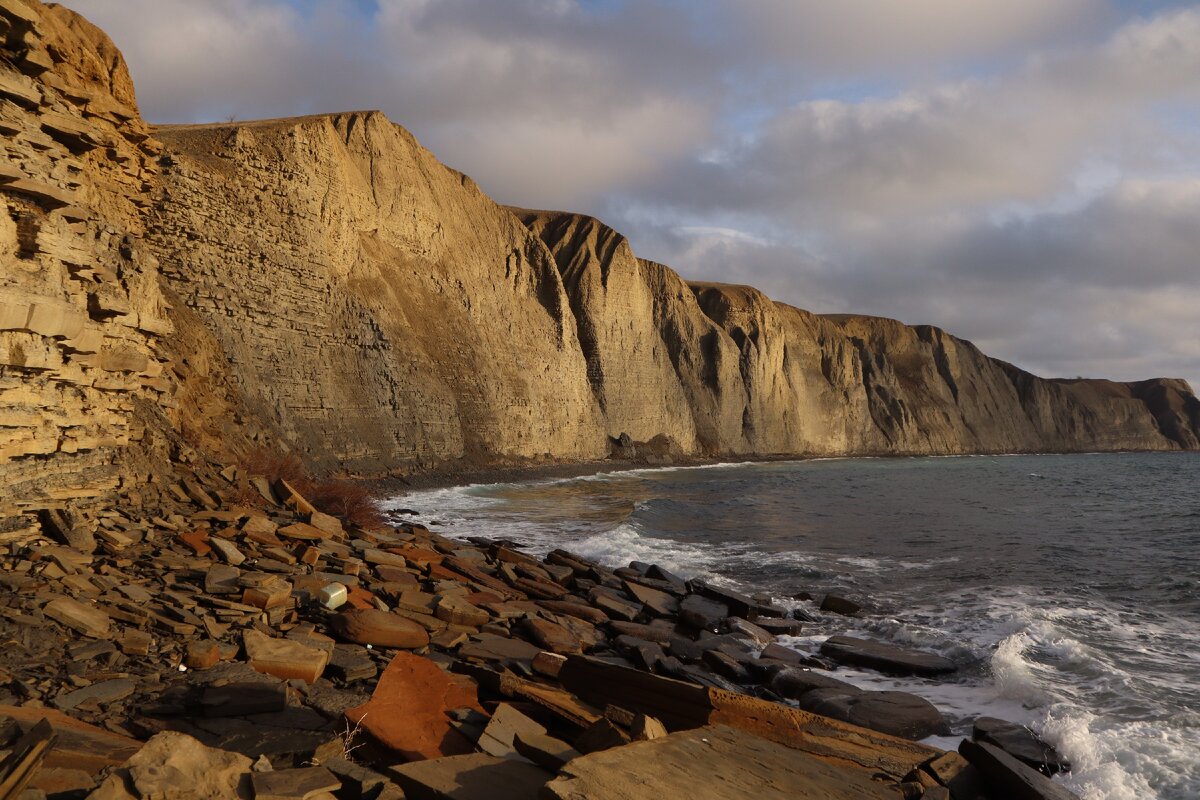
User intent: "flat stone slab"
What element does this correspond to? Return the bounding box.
[797,688,950,740]
[543,724,897,800]
[820,635,957,677]
[960,739,1081,800]
[43,596,110,638]
[388,753,550,800]
[973,716,1071,776]
[347,652,483,761]
[0,705,140,775]
[476,704,547,760]
[251,767,341,800]
[244,629,329,684]
[53,678,136,711]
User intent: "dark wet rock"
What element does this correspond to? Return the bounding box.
[644,565,688,593]
[614,635,667,672]
[820,594,862,616]
[959,739,1082,800]
[974,716,1072,776]
[608,620,674,645]
[820,636,957,677]
[702,649,752,683]
[769,667,859,700]
[753,617,805,636]
[622,580,680,616]
[589,591,642,622]
[726,617,773,646]
[679,594,728,631]
[686,579,783,620]
[798,688,950,740]
[758,642,832,669]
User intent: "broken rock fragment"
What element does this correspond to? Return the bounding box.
[243,629,330,683]
[329,608,430,649]
[346,652,483,761]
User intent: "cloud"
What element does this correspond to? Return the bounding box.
[728,0,1106,74]
[649,8,1200,225]
[66,0,721,206]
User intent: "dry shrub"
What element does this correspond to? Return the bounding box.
[237,447,384,529]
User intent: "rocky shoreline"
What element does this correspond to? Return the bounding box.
[0,449,1080,800]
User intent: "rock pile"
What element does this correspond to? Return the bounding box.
[0,440,1078,799]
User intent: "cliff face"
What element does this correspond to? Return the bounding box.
[0,1,171,520]
[148,113,607,474]
[2,0,1197,526]
[147,123,1200,469]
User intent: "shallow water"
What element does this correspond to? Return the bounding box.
[386,453,1200,800]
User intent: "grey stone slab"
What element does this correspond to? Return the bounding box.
[543,724,898,800]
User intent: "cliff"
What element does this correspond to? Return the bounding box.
[3,0,1199,530]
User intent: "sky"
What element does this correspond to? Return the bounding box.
[65,0,1200,387]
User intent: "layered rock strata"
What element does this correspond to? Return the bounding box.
[3,0,1199,543]
[1,0,276,543]
[148,128,1200,473]
[0,1,171,524]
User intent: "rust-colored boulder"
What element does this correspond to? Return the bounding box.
[346,652,484,761]
[329,609,430,649]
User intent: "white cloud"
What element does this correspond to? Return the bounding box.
[728,0,1107,73]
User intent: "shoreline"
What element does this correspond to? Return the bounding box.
[368,447,1191,495]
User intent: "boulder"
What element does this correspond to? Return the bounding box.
[820,594,862,616]
[346,652,483,761]
[726,617,773,646]
[820,636,957,677]
[768,667,858,700]
[679,594,728,631]
[86,731,252,800]
[329,609,430,649]
[973,716,1071,776]
[622,580,679,616]
[959,739,1081,800]
[686,580,782,619]
[556,657,938,779]
[797,688,950,740]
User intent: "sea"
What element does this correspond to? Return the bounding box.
[383,453,1200,800]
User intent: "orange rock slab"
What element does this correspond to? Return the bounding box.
[346,652,485,762]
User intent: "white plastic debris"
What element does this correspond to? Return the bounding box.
[319,582,348,610]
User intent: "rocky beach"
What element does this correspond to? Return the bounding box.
[1,1,1197,798]
[0,452,1081,800]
